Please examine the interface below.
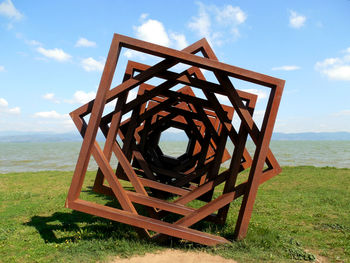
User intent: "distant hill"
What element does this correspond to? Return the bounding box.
[0,131,350,142]
[161,131,350,141]
[272,132,350,141]
[0,132,82,143]
[0,132,103,143]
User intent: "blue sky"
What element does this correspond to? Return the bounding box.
[0,0,350,134]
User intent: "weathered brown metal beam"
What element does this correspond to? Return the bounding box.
[65,33,284,246]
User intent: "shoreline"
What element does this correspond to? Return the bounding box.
[1,165,350,175]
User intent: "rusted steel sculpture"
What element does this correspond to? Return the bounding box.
[65,34,285,245]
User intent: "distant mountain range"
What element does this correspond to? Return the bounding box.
[271,132,350,141]
[0,131,105,143]
[162,131,350,141]
[0,131,350,142]
[0,132,82,143]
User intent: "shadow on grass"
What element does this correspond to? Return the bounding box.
[24,203,146,244]
[24,186,228,248]
[24,186,142,244]
[25,210,101,243]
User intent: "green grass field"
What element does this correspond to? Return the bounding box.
[0,166,349,262]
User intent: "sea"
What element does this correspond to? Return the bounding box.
[0,141,350,174]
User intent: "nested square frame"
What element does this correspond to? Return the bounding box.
[66,34,285,245]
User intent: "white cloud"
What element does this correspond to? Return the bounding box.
[42,93,60,103]
[272,65,300,71]
[0,98,8,107]
[0,106,73,132]
[215,5,246,25]
[123,49,146,60]
[289,10,306,29]
[15,33,42,46]
[34,110,67,119]
[43,93,55,100]
[315,58,340,68]
[134,19,170,47]
[170,32,188,49]
[65,90,96,104]
[36,47,71,62]
[140,13,148,20]
[0,97,20,115]
[26,39,41,46]
[242,89,268,100]
[322,66,350,81]
[81,57,105,72]
[315,48,350,81]
[75,37,96,47]
[188,2,211,39]
[0,0,23,20]
[15,33,43,47]
[188,2,247,45]
[125,16,189,59]
[33,111,73,131]
[7,106,20,114]
[0,65,5,72]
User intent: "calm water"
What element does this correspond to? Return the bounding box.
[0,141,349,173]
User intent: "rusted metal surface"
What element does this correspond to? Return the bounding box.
[65,34,284,245]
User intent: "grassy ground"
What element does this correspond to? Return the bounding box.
[0,166,349,262]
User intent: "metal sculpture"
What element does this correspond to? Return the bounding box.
[65,34,284,245]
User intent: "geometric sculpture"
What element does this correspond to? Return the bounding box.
[65,34,285,245]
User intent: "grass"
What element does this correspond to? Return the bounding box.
[0,166,349,262]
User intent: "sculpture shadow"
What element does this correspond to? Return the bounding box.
[24,186,227,246]
[24,187,140,244]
